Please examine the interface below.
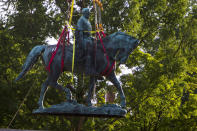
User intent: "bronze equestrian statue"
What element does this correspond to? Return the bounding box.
[15,8,140,109]
[15,32,139,109]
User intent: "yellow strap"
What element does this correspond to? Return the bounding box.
[69,0,74,25]
[71,35,75,83]
[67,23,76,31]
[69,0,75,83]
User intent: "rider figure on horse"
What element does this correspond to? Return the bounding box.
[76,8,95,75]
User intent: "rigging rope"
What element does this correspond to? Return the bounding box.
[71,35,75,82]
[7,81,36,128]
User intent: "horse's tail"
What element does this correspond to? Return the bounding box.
[15,45,46,81]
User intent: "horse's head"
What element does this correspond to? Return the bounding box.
[115,34,139,64]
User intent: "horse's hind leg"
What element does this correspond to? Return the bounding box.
[49,82,72,102]
[38,78,49,109]
[37,71,72,109]
[48,70,72,102]
[106,72,126,108]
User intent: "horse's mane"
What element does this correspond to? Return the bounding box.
[100,32,135,45]
[92,32,133,59]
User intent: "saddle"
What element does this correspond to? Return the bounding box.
[75,36,95,60]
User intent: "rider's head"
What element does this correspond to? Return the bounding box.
[82,8,90,19]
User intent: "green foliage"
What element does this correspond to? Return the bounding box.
[0,0,196,130]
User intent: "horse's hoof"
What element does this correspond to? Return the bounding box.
[121,105,126,109]
[87,103,92,107]
[68,99,78,104]
[38,106,44,110]
[120,102,126,108]
[33,106,44,113]
[86,101,92,107]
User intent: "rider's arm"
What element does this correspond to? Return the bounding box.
[79,30,83,42]
[77,17,84,43]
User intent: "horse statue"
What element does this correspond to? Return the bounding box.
[15,32,139,109]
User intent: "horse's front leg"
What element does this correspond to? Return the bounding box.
[106,72,126,108]
[86,76,97,106]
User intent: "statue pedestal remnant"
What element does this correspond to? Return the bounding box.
[33,102,127,118]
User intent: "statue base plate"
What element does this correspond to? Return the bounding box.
[33,102,127,118]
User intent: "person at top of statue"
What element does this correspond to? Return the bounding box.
[76,8,95,75]
[77,8,92,39]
